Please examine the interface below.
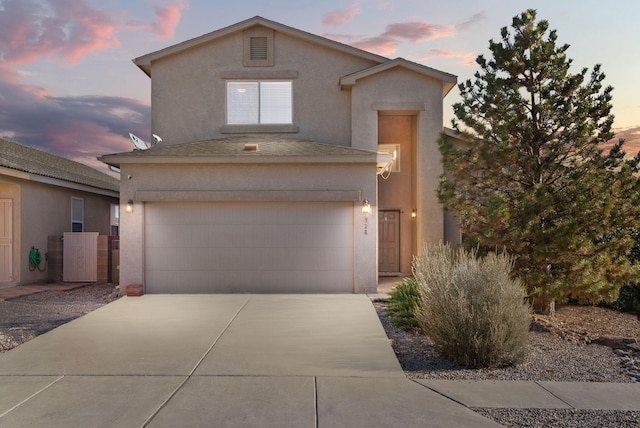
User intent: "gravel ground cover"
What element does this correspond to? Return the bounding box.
[374,300,640,428]
[0,283,119,352]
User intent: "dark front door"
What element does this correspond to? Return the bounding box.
[379,210,400,272]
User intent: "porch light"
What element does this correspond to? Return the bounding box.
[411,208,417,218]
[125,199,134,213]
[362,199,371,214]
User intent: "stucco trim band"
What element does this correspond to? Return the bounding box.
[135,190,362,202]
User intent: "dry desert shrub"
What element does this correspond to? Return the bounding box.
[413,242,531,368]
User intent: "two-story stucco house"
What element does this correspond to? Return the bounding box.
[100,16,458,294]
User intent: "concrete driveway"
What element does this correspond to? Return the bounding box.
[0,294,499,427]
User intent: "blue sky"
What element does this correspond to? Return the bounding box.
[1,0,638,172]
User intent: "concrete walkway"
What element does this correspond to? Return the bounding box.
[0,295,638,427]
[0,282,92,300]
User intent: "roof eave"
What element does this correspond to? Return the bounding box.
[133,16,390,77]
[340,58,457,97]
[99,153,386,168]
[0,165,119,196]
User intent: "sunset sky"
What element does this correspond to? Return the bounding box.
[1,0,638,173]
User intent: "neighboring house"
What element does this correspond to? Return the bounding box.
[0,137,119,287]
[100,16,458,294]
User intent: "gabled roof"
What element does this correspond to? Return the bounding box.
[340,58,457,97]
[99,135,390,167]
[132,17,457,96]
[133,16,389,77]
[0,137,119,193]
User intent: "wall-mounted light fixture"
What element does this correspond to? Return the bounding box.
[362,199,371,214]
[411,208,417,218]
[125,199,134,214]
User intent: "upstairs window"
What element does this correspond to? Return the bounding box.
[227,81,292,125]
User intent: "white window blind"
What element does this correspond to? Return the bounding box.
[227,82,259,124]
[227,81,292,125]
[260,82,292,124]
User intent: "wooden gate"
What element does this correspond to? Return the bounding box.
[63,232,98,282]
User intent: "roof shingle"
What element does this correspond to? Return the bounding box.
[0,137,119,192]
[100,135,381,161]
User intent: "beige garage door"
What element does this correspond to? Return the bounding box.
[144,201,354,293]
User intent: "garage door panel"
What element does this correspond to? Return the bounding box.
[146,202,351,226]
[147,246,353,273]
[145,269,353,294]
[146,224,354,250]
[145,202,354,293]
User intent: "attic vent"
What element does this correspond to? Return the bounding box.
[250,37,268,60]
[243,143,259,152]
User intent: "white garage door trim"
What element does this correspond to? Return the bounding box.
[144,201,354,293]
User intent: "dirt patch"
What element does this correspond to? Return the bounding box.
[534,304,640,344]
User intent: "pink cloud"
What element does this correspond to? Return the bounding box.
[351,36,400,57]
[612,125,640,143]
[604,125,640,158]
[322,0,362,27]
[0,66,149,172]
[383,13,483,43]
[0,0,186,67]
[328,13,484,56]
[0,0,119,66]
[151,1,186,40]
[382,22,455,42]
[419,49,478,67]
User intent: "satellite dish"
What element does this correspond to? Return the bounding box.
[129,133,162,150]
[129,133,149,150]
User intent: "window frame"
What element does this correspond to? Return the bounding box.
[110,203,120,236]
[226,80,293,126]
[71,197,84,232]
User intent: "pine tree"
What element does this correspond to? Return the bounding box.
[438,9,640,305]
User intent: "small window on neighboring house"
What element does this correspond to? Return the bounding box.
[227,81,292,125]
[110,204,119,236]
[71,197,84,232]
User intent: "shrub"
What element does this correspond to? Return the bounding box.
[602,228,640,315]
[611,283,640,315]
[413,242,531,368]
[386,278,420,331]
[617,228,640,315]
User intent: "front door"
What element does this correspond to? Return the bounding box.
[0,199,12,282]
[379,210,400,272]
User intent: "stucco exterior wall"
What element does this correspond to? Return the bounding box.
[118,162,378,293]
[149,26,378,146]
[0,175,117,285]
[378,115,417,273]
[349,68,445,246]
